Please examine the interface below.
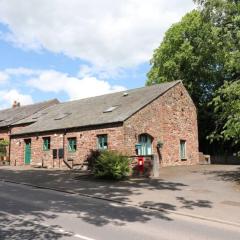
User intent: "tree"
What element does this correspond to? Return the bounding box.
[147,1,240,154]
[209,80,240,150]
[147,10,223,105]
[0,139,9,158]
[147,10,224,152]
[195,0,240,81]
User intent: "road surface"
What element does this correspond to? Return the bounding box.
[0,181,239,240]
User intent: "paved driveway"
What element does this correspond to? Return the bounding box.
[0,164,239,224]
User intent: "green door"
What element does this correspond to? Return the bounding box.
[24,140,31,165]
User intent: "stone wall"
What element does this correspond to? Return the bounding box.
[123,82,199,166]
[160,83,199,166]
[10,123,124,168]
[10,82,199,169]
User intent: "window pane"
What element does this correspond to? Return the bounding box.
[43,137,50,151]
[68,138,77,152]
[98,135,108,150]
[139,134,152,155]
[180,140,186,159]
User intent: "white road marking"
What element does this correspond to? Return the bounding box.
[74,234,96,240]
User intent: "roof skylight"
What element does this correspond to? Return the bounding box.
[4,117,14,122]
[54,112,72,120]
[32,112,48,120]
[103,105,119,113]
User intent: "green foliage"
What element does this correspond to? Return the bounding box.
[147,10,223,105]
[195,0,240,80]
[209,80,240,146]
[0,140,9,157]
[147,1,240,154]
[93,150,130,180]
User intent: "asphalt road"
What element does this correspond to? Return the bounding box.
[0,181,239,240]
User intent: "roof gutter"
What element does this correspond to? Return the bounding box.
[10,121,124,137]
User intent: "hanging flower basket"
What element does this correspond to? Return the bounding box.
[157,140,164,148]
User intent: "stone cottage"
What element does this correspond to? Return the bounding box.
[0,99,59,163]
[9,80,199,169]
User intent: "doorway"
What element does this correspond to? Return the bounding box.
[24,139,31,165]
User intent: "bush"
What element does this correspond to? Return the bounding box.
[0,140,9,157]
[93,150,130,180]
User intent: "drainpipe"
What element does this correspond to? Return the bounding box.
[63,129,67,167]
[8,127,12,165]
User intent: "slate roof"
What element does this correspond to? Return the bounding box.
[13,81,181,135]
[0,99,59,128]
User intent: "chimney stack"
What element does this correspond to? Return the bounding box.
[12,101,20,108]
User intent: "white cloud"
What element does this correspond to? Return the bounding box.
[0,67,127,106]
[0,0,195,72]
[27,69,126,100]
[0,89,33,109]
[4,67,40,76]
[0,72,8,83]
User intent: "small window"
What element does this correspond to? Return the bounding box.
[180,140,186,160]
[97,135,108,150]
[43,137,50,151]
[68,138,77,152]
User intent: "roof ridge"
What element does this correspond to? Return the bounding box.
[53,80,182,106]
[0,98,59,112]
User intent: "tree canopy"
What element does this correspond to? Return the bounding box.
[195,0,240,80]
[147,0,240,153]
[147,10,223,106]
[209,80,240,147]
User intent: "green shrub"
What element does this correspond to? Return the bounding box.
[0,140,9,157]
[93,150,130,180]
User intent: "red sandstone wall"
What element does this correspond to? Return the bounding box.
[10,124,124,168]
[10,82,199,168]
[123,82,199,166]
[160,83,199,166]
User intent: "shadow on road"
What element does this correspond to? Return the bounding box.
[0,168,188,203]
[176,197,212,210]
[0,212,70,240]
[0,167,215,239]
[203,167,240,185]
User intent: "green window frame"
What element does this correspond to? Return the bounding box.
[68,138,77,152]
[138,134,152,155]
[97,135,108,150]
[43,137,50,151]
[180,140,186,160]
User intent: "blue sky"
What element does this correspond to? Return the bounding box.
[0,0,194,109]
